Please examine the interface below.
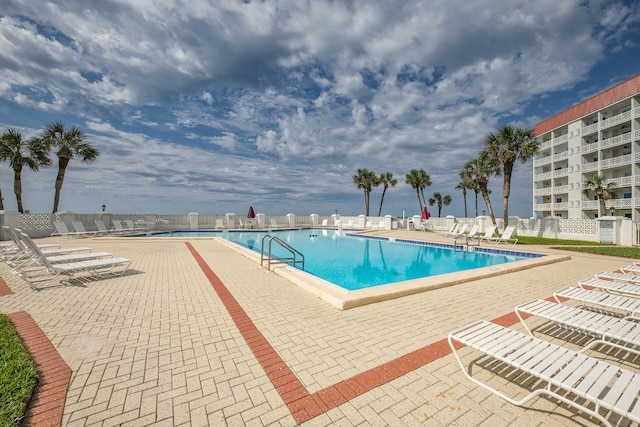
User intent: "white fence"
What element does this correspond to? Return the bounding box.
[0,211,636,246]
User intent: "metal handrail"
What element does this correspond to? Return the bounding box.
[260,235,304,271]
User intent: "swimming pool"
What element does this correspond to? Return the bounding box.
[151,229,537,290]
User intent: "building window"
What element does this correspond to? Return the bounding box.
[624,192,632,199]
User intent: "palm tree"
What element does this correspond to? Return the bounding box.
[36,122,100,213]
[467,152,500,225]
[353,168,379,216]
[484,124,538,222]
[583,175,616,217]
[461,161,481,217]
[0,129,51,213]
[405,168,431,213]
[377,172,397,216]
[428,192,452,217]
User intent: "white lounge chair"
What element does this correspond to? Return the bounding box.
[579,277,640,298]
[94,220,119,235]
[269,218,283,229]
[449,320,640,427]
[52,221,89,238]
[595,271,640,285]
[321,219,329,227]
[72,220,104,236]
[1,226,60,261]
[4,227,91,267]
[215,219,225,229]
[112,220,134,233]
[15,232,131,289]
[437,223,459,236]
[483,225,518,244]
[553,286,640,318]
[450,224,470,239]
[516,298,640,355]
[620,264,640,275]
[15,232,113,272]
[478,225,497,242]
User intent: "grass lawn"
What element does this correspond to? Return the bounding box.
[0,314,38,427]
[514,236,640,259]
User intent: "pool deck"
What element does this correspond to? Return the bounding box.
[1,229,638,426]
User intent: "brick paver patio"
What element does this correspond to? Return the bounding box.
[0,231,636,426]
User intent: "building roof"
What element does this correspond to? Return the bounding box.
[534,73,640,136]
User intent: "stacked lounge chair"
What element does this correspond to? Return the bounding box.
[448,261,640,426]
[2,226,131,289]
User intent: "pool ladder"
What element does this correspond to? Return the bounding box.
[260,235,305,271]
[454,234,480,252]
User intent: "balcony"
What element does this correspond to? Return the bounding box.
[553,134,569,145]
[636,107,640,118]
[601,110,631,130]
[581,142,598,154]
[552,202,568,210]
[534,171,552,181]
[553,151,569,162]
[581,123,598,136]
[533,156,552,167]
[534,188,552,196]
[538,140,552,151]
[553,168,569,178]
[600,132,632,149]
[636,175,640,186]
[600,154,631,170]
[582,162,599,172]
[605,176,632,187]
[534,203,552,211]
[582,200,599,209]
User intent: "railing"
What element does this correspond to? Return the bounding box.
[553,168,569,178]
[533,156,551,167]
[553,151,569,162]
[538,140,552,151]
[601,110,631,130]
[553,134,569,145]
[581,162,599,172]
[600,154,631,169]
[600,132,632,150]
[606,176,632,187]
[534,171,552,181]
[581,123,598,135]
[580,142,598,154]
[260,235,304,271]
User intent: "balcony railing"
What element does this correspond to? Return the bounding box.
[600,132,632,149]
[601,110,631,130]
[533,156,552,167]
[534,203,552,211]
[582,200,599,209]
[552,202,568,210]
[581,123,598,135]
[636,175,640,186]
[581,142,598,154]
[553,134,569,145]
[553,151,569,162]
[636,107,640,118]
[534,172,552,181]
[538,140,552,151]
[553,168,569,178]
[534,188,552,196]
[581,162,599,172]
[600,154,631,170]
[605,176,632,187]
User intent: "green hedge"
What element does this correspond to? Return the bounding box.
[0,314,38,427]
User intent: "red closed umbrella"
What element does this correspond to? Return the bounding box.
[422,206,430,220]
[247,206,255,218]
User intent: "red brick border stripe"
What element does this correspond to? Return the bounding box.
[186,242,529,424]
[8,311,71,427]
[0,276,13,296]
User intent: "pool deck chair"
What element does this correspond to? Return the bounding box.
[72,220,104,236]
[15,232,131,289]
[112,220,134,233]
[579,277,640,298]
[515,298,640,356]
[437,223,460,236]
[449,320,640,427]
[595,271,640,285]
[621,264,640,275]
[14,232,113,272]
[483,225,518,244]
[94,220,120,235]
[52,221,89,238]
[478,225,497,242]
[554,286,640,319]
[215,219,225,229]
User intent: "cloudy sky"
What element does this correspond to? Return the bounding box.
[1,0,639,218]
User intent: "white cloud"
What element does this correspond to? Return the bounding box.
[0,0,638,216]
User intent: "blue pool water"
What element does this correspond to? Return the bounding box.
[150,229,538,290]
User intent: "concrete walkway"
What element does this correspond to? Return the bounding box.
[0,231,637,426]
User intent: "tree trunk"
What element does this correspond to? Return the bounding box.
[474,190,479,217]
[0,187,4,210]
[480,185,497,225]
[363,189,368,216]
[503,164,513,224]
[14,167,23,213]
[378,188,387,216]
[598,195,606,217]
[415,188,422,213]
[53,158,70,214]
[462,189,467,218]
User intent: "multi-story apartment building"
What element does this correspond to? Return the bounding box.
[533,73,640,221]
